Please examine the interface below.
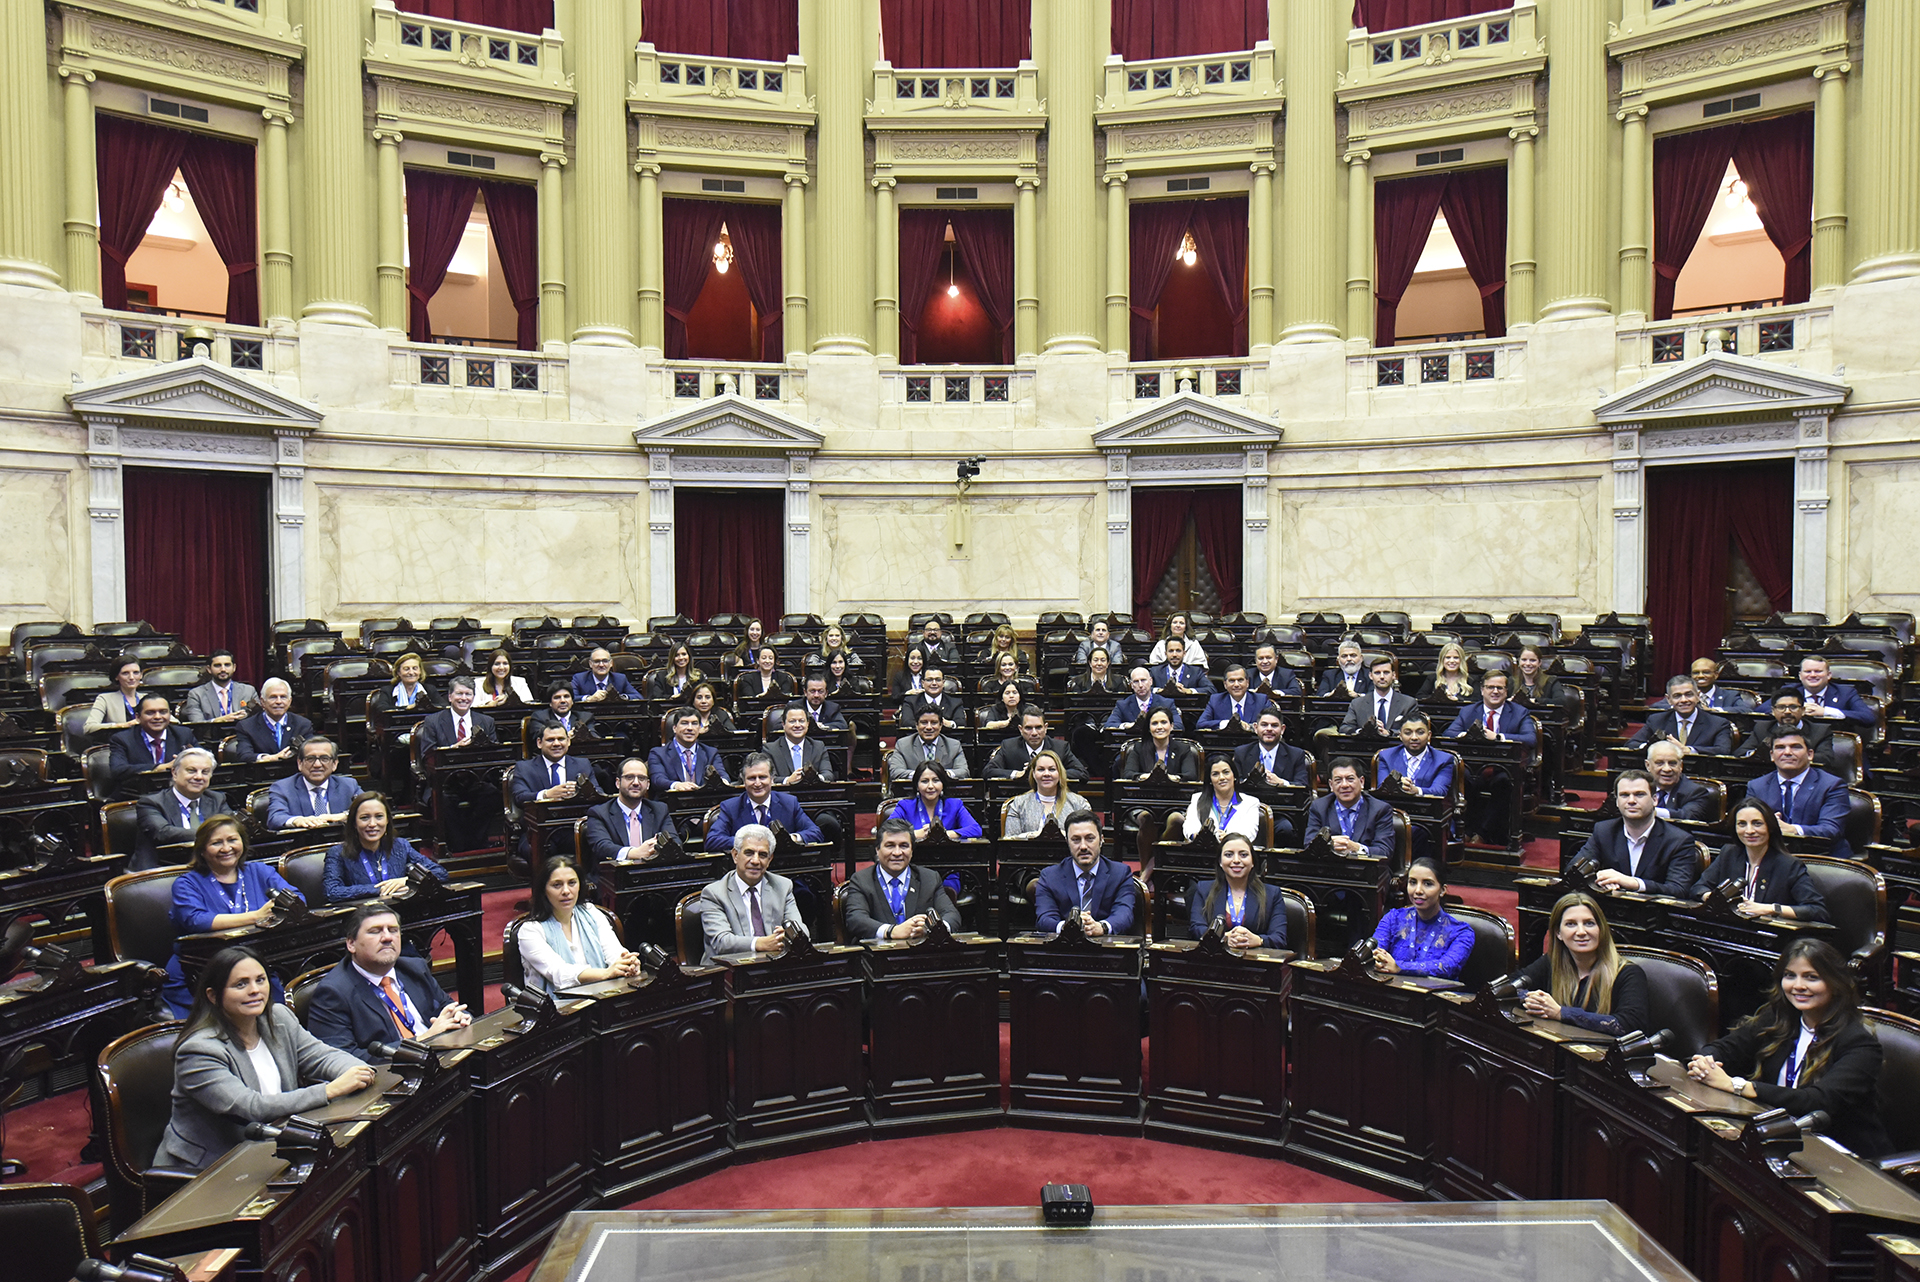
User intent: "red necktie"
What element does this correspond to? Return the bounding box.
[150,735,165,764]
[455,716,467,740]
[1485,709,1495,733]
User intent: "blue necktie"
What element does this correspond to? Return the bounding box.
[1781,779,1797,821]
[1339,807,1355,838]
[273,721,282,749]
[551,761,561,788]
[886,873,905,918]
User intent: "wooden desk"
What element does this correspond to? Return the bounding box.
[863,931,1003,1132]
[594,846,732,954]
[1284,955,1458,1196]
[1874,1233,1920,1282]
[1144,938,1290,1152]
[1260,847,1394,956]
[571,964,731,1204]
[720,942,868,1154]
[422,742,517,863]
[1661,905,1838,1024]
[1004,932,1143,1131]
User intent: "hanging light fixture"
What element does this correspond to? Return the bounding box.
[947,243,959,298]
[163,176,188,213]
[712,225,733,274]
[1175,230,1198,267]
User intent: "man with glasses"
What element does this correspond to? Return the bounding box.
[266,736,358,830]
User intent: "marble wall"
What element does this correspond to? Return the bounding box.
[0,464,73,622]
[1842,459,1920,613]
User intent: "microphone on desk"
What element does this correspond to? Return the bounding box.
[783,918,810,944]
[368,1038,433,1066]
[77,1255,189,1282]
[242,1121,283,1142]
[1206,915,1228,943]
[635,942,672,972]
[501,982,558,1022]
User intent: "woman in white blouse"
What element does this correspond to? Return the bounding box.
[472,649,534,709]
[516,855,639,993]
[1183,756,1263,843]
[1147,613,1209,670]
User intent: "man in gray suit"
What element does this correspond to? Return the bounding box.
[886,708,970,781]
[181,651,258,724]
[132,748,234,871]
[764,705,835,783]
[1340,655,1420,736]
[696,823,798,964]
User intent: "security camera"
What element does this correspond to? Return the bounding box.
[956,456,985,483]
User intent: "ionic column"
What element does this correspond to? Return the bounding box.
[636,161,663,353]
[374,129,406,333]
[1248,159,1275,351]
[1343,149,1371,342]
[301,0,374,324]
[573,0,635,343]
[1042,0,1100,353]
[1852,1,1920,282]
[1104,174,1129,357]
[538,150,566,347]
[261,108,293,325]
[0,1,60,289]
[60,65,98,298]
[1539,0,1610,320]
[1014,176,1038,360]
[1617,106,1649,318]
[1506,125,1537,327]
[873,175,898,361]
[782,173,808,361]
[1812,59,1850,291]
[1280,0,1340,341]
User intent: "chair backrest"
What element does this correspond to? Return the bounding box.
[1449,904,1517,989]
[1276,885,1316,958]
[94,1021,184,1213]
[0,1181,99,1282]
[502,916,528,991]
[832,880,853,946]
[1800,854,1886,964]
[287,964,333,1027]
[104,868,186,967]
[101,799,140,859]
[1617,945,1718,1058]
[675,891,707,965]
[276,846,333,906]
[1846,787,1882,850]
[1863,1006,1920,1153]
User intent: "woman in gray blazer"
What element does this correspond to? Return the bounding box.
[152,946,376,1172]
[82,657,146,733]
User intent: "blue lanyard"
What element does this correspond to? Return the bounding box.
[361,851,389,885]
[1224,886,1246,926]
[1212,793,1240,829]
[217,875,250,915]
[372,976,417,1035]
[1783,1028,1815,1086]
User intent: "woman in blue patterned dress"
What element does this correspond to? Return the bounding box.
[1369,856,1474,979]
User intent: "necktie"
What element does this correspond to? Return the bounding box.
[924,740,934,760]
[180,800,192,827]
[455,716,467,740]
[597,678,607,693]
[150,735,165,764]
[1262,747,1275,771]
[1076,873,1091,908]
[1485,708,1496,733]
[311,787,324,816]
[747,884,766,935]
[378,976,415,1037]
[1658,790,1670,811]
[886,874,905,918]
[626,807,643,847]
[754,804,766,827]
[1339,807,1355,838]
[683,748,696,781]
[272,720,283,749]
[218,686,231,715]
[1781,778,1797,821]
[1233,700,1243,721]
[550,761,562,789]
[1677,717,1689,747]
[1377,697,1389,726]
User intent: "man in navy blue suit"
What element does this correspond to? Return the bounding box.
[265,736,360,830]
[1033,812,1137,936]
[704,753,823,851]
[233,678,314,762]
[1304,759,1395,860]
[1250,644,1303,696]
[1745,729,1853,859]
[1376,714,1454,800]
[1626,675,1733,755]
[1233,709,1309,790]
[1200,664,1272,730]
[511,723,598,807]
[648,707,730,792]
[1105,667,1178,729]
[108,695,199,789]
[306,904,471,1062]
[1443,671,1536,846]
[1149,637,1214,694]
[581,757,677,869]
[571,648,641,703]
[1790,655,1877,733]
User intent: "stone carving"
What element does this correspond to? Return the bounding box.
[892,137,1020,160]
[91,24,269,86]
[394,89,544,132]
[674,456,783,475]
[1126,122,1257,153]
[658,127,787,155]
[1643,23,1821,83]
[1643,376,1792,413]
[1366,88,1512,129]
[119,429,274,457]
[1642,422,1795,450]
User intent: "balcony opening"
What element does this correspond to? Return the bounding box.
[1112,0,1265,59]
[881,0,1030,68]
[97,113,259,325]
[1350,0,1510,35]
[1373,165,1506,347]
[403,173,539,349]
[900,208,1014,364]
[1669,159,1787,318]
[1652,111,1811,320]
[395,1,554,37]
[665,198,784,361]
[642,0,798,60]
[1133,486,1242,623]
[1128,195,1248,360]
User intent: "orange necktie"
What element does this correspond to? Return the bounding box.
[379,975,415,1036]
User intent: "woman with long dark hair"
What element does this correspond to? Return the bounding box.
[1189,834,1286,949]
[1690,798,1829,921]
[516,855,638,993]
[320,792,449,902]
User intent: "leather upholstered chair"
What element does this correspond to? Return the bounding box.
[0,1181,100,1282]
[674,891,707,965]
[1448,905,1517,989]
[103,868,186,968]
[1617,945,1718,1057]
[93,1021,192,1229]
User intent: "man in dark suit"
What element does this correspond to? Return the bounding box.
[1341,655,1419,736]
[1315,640,1367,699]
[648,707,730,792]
[511,723,597,807]
[1789,655,1877,732]
[412,680,499,838]
[897,668,965,729]
[1690,657,1759,713]
[843,818,964,941]
[984,706,1089,780]
[266,736,359,830]
[1627,675,1733,754]
[1149,637,1214,695]
[787,675,848,731]
[1738,689,1836,767]
[306,904,471,1062]
[764,705,835,782]
[1746,729,1853,859]
[571,648,641,703]
[526,682,594,739]
[1645,741,1717,823]
[1105,667,1178,729]
[909,619,960,668]
[108,695,199,789]
[581,756,676,869]
[1250,644,1303,696]
[1199,665,1273,731]
[1442,672,1536,846]
[1304,759,1394,860]
[1573,769,1700,898]
[233,678,314,762]
[1033,812,1137,935]
[1234,709,1310,790]
[131,748,232,870]
[704,753,823,851]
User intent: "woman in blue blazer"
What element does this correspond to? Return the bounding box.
[889,761,983,840]
[321,791,448,902]
[1188,834,1287,950]
[162,818,303,1016]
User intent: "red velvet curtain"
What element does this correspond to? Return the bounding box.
[1189,487,1243,615]
[720,201,783,361]
[123,467,271,678]
[1437,166,1507,338]
[1186,196,1249,356]
[176,132,260,328]
[1112,0,1265,59]
[882,0,1030,67]
[405,169,480,343]
[396,0,554,34]
[480,181,538,350]
[1129,199,1193,359]
[1647,462,1793,676]
[1652,124,1740,321]
[1732,112,1815,308]
[96,115,189,312]
[643,0,799,61]
[1352,0,1509,30]
[1372,173,1449,347]
[947,208,1015,362]
[1725,465,1794,612]
[663,198,730,359]
[898,209,952,364]
[1131,488,1192,626]
[676,488,784,627]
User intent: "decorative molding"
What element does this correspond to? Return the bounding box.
[657,126,788,156]
[675,456,785,476]
[891,136,1021,161]
[1365,87,1512,130]
[1129,454,1243,474]
[1124,122,1258,154]
[393,88,545,133]
[1642,21,1820,84]
[118,428,273,457]
[89,22,268,86]
[1642,421,1795,451]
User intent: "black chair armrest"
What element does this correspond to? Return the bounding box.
[141,1167,199,1205]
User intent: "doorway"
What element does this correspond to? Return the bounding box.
[122,466,272,678]
[1644,460,1793,676]
[674,487,785,627]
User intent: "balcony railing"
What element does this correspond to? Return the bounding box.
[82,310,295,387]
[631,45,813,126]
[390,340,568,407]
[1341,2,1540,94]
[882,367,1032,407]
[1350,336,1528,397]
[1616,300,1831,384]
[868,62,1043,126]
[1096,44,1280,121]
[655,361,806,414]
[1107,359,1266,418]
[368,2,568,95]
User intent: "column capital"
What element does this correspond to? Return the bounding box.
[540,150,568,169]
[1614,104,1646,124]
[633,158,661,177]
[1814,59,1852,81]
[372,127,404,146]
[1016,175,1041,191]
[1509,124,1540,141]
[57,65,95,85]
[783,171,810,187]
[1343,148,1370,166]
[1249,159,1277,177]
[262,106,293,127]
[871,174,896,190]
[1103,171,1127,188]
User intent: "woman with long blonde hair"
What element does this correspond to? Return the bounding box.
[1516,892,1648,1036]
